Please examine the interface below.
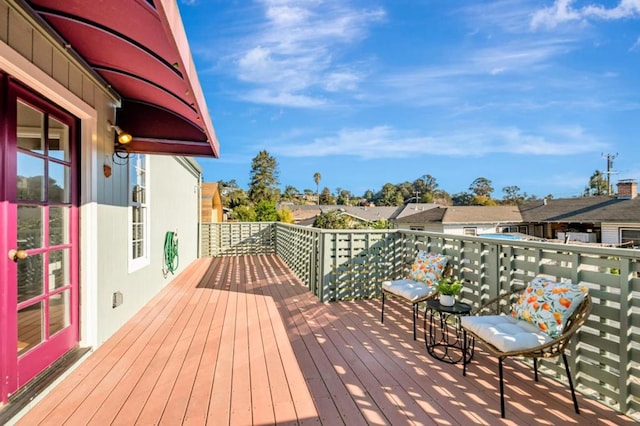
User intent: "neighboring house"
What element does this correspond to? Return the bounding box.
[394,180,640,248]
[0,0,218,405]
[289,204,437,227]
[519,180,640,247]
[201,182,224,223]
[394,205,523,236]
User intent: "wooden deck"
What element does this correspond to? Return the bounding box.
[16,255,634,425]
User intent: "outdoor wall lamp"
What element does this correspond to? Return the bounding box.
[108,121,133,145]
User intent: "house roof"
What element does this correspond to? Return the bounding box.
[289,205,400,224]
[391,203,441,219]
[443,206,523,224]
[519,196,640,223]
[396,205,522,224]
[25,0,219,157]
[393,206,447,223]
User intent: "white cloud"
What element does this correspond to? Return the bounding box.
[531,0,640,29]
[323,70,362,92]
[268,125,608,159]
[230,0,385,107]
[631,36,640,51]
[240,89,327,108]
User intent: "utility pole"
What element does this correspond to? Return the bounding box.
[602,153,618,196]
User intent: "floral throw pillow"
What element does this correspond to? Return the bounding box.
[407,251,449,286]
[511,276,588,338]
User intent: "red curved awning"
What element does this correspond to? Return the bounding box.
[25,0,219,157]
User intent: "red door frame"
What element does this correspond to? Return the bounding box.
[0,75,80,402]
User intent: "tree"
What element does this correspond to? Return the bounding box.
[584,170,608,196]
[255,200,278,221]
[470,195,497,206]
[502,185,526,205]
[337,189,352,205]
[469,177,494,198]
[363,189,374,202]
[277,206,294,223]
[420,174,439,195]
[319,187,334,204]
[375,183,403,206]
[313,172,321,205]
[249,150,279,204]
[230,205,256,222]
[451,192,474,206]
[313,210,349,229]
[282,185,299,202]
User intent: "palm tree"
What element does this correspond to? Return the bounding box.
[313,172,321,205]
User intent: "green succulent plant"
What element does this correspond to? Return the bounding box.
[436,277,463,296]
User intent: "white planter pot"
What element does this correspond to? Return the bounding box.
[439,294,455,306]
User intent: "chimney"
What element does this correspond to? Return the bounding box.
[617,179,638,199]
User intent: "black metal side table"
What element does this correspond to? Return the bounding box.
[424,299,474,364]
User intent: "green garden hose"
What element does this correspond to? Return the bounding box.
[163,231,179,277]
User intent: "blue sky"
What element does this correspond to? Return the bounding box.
[179,0,640,199]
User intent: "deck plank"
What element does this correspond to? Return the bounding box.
[16,255,635,426]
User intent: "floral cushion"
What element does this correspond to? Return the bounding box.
[511,276,588,338]
[406,251,449,286]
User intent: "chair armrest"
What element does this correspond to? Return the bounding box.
[470,288,525,316]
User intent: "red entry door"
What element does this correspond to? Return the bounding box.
[0,80,79,402]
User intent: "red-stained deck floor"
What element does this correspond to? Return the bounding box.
[16,255,634,425]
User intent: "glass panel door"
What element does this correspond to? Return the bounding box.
[1,82,79,400]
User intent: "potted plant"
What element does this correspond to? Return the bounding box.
[436,277,463,306]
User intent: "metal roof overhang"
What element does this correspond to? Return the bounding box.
[24,0,219,157]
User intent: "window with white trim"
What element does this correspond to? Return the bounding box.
[129,154,149,270]
[621,228,640,249]
[463,227,477,236]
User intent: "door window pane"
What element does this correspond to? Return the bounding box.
[17,253,43,303]
[18,205,43,249]
[48,161,70,203]
[17,153,45,201]
[18,302,43,355]
[48,117,70,161]
[49,290,71,336]
[49,206,70,246]
[17,101,44,153]
[48,249,69,291]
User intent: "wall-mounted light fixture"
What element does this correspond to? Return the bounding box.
[108,120,133,145]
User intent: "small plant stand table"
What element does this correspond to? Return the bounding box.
[424,299,474,364]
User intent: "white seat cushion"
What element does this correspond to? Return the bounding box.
[382,279,436,302]
[461,315,553,353]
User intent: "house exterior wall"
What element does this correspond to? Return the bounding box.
[442,224,499,236]
[602,223,639,246]
[0,1,201,350]
[395,223,444,232]
[396,222,499,236]
[96,156,200,344]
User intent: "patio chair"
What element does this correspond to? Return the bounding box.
[460,276,591,418]
[380,251,452,340]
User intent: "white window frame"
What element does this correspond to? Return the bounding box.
[620,228,640,249]
[463,227,477,236]
[128,154,150,272]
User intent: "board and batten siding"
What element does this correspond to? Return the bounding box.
[601,223,640,246]
[1,1,203,347]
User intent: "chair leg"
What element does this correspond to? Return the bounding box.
[413,303,417,340]
[563,353,580,414]
[499,358,506,418]
[381,292,385,324]
[534,358,538,382]
[463,329,468,376]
